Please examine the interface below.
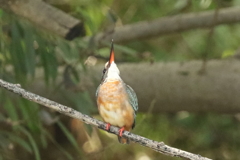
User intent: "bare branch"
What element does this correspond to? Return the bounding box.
[85,6,240,45]
[0,0,85,40]
[0,79,211,160]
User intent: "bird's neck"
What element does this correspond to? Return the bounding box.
[106,72,122,81]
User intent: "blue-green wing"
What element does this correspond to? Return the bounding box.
[125,84,138,113]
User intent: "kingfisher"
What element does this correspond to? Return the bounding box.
[96,41,138,144]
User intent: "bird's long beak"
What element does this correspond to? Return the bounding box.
[109,41,114,65]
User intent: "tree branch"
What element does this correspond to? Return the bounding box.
[85,6,240,45]
[1,1,240,43]
[0,78,211,160]
[0,0,85,40]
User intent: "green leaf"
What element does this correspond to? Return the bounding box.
[37,40,58,83]
[76,7,103,34]
[0,9,3,18]
[43,129,74,160]
[40,132,48,149]
[17,126,41,160]
[10,21,26,82]
[23,25,36,77]
[3,98,19,121]
[56,40,79,64]
[76,39,88,48]
[56,121,80,151]
[71,66,80,83]
[64,65,80,84]
[0,131,33,153]
[114,44,137,56]
[222,49,235,59]
[11,135,33,153]
[19,99,40,133]
[63,91,96,115]
[98,47,110,57]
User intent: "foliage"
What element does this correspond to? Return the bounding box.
[0,0,240,159]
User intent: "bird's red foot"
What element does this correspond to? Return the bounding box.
[119,127,125,137]
[106,123,111,131]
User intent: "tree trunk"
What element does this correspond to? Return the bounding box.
[29,59,240,114]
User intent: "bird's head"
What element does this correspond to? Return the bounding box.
[101,41,121,82]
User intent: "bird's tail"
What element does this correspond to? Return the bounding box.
[118,136,130,144]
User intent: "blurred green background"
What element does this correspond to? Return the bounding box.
[1,0,240,160]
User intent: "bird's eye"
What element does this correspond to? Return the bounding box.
[103,68,106,74]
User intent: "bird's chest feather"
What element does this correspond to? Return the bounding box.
[97,81,134,127]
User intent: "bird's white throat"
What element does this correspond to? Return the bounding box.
[106,62,121,80]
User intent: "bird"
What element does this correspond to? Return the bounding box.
[96,41,138,144]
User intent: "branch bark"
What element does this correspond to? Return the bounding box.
[0,79,211,160]
[0,0,85,40]
[85,6,240,45]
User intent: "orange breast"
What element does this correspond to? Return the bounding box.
[97,80,134,130]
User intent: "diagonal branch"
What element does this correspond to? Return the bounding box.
[0,0,85,40]
[0,79,211,160]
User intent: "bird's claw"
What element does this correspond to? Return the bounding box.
[119,127,125,137]
[106,123,111,131]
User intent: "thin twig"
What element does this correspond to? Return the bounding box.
[0,79,211,160]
